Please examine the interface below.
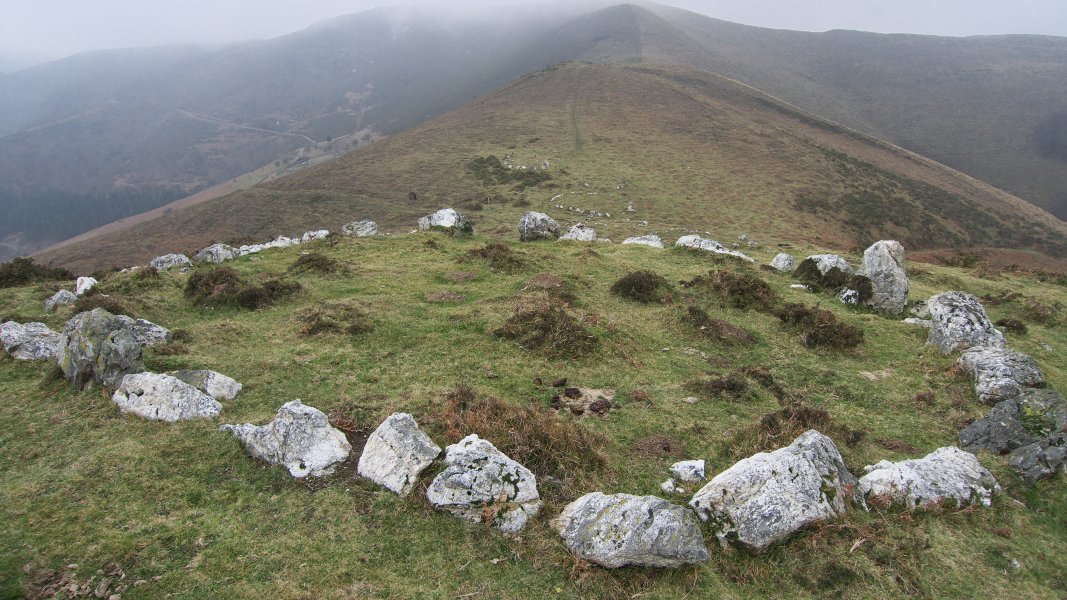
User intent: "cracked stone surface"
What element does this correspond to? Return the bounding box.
[358,413,441,496]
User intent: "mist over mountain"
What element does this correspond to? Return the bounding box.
[2,2,1066,263]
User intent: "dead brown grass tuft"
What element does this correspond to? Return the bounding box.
[294,302,373,336]
[775,303,864,349]
[462,242,525,272]
[494,300,598,358]
[610,270,670,303]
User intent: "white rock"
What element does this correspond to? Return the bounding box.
[622,234,664,249]
[149,254,192,271]
[167,369,242,400]
[805,254,855,275]
[670,459,706,482]
[926,291,1005,354]
[45,289,78,313]
[770,253,795,272]
[301,230,330,243]
[903,318,933,327]
[193,243,237,264]
[112,372,221,422]
[859,447,999,509]
[690,430,858,554]
[790,284,810,290]
[358,413,441,496]
[838,288,860,304]
[426,434,540,533]
[518,212,560,241]
[0,321,61,360]
[114,315,172,347]
[958,347,1044,403]
[553,492,708,568]
[417,208,473,235]
[862,240,909,314]
[221,400,351,478]
[660,478,685,494]
[674,235,754,262]
[341,220,378,237]
[75,277,98,296]
[559,223,597,241]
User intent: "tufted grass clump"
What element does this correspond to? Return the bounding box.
[684,269,779,312]
[494,301,598,358]
[683,306,758,345]
[776,302,864,349]
[185,267,301,310]
[462,242,525,272]
[610,270,670,303]
[73,293,135,318]
[289,252,342,275]
[294,302,374,336]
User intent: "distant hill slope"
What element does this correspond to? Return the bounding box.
[38,62,1067,272]
[8,2,1067,262]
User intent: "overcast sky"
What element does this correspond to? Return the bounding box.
[2,0,1065,70]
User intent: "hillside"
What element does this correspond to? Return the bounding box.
[38,62,1067,273]
[3,229,1066,598]
[7,2,1067,261]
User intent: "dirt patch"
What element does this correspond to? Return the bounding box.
[877,438,919,453]
[521,273,575,304]
[443,271,477,283]
[683,306,757,345]
[610,270,671,303]
[22,561,129,600]
[425,291,466,302]
[551,387,615,417]
[632,434,686,458]
[858,369,892,381]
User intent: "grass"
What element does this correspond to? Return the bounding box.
[2,233,1066,598]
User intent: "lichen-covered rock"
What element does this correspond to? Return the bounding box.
[301,229,329,243]
[862,240,909,314]
[193,243,237,264]
[168,369,243,400]
[358,413,440,495]
[0,321,61,360]
[341,220,378,237]
[689,430,858,554]
[838,288,860,305]
[958,347,1044,403]
[670,460,705,482]
[770,253,795,272]
[559,224,597,242]
[45,289,78,313]
[149,253,191,271]
[675,235,754,262]
[959,399,1041,455]
[220,400,351,478]
[111,372,221,422]
[859,447,1000,508]
[553,493,708,568]
[622,234,664,249]
[57,308,144,390]
[417,208,473,235]
[805,254,856,275]
[114,315,172,347]
[903,318,933,327]
[75,276,97,296]
[926,291,1005,354]
[518,212,560,241]
[426,434,540,533]
[1008,435,1066,484]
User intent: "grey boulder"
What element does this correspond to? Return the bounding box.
[75,276,97,296]
[675,235,754,262]
[426,434,540,533]
[115,315,172,347]
[770,253,795,272]
[518,212,560,241]
[149,253,192,271]
[622,234,664,249]
[168,369,243,400]
[862,240,909,314]
[0,321,61,360]
[111,372,221,422]
[959,399,1041,455]
[926,291,1005,354]
[341,220,379,237]
[553,493,708,568]
[858,447,999,508]
[57,308,144,390]
[193,243,237,264]
[957,347,1044,403]
[805,254,856,275]
[559,224,597,242]
[357,413,441,496]
[689,430,858,554]
[221,400,351,478]
[1008,435,1066,485]
[417,208,473,235]
[44,289,78,313]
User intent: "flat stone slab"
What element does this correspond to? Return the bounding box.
[112,372,221,422]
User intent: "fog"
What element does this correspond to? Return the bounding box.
[2,0,1065,70]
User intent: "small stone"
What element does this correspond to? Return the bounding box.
[770,253,795,272]
[559,224,597,242]
[621,234,664,249]
[0,321,61,361]
[341,220,378,237]
[193,243,237,264]
[670,460,705,482]
[417,208,473,235]
[675,235,754,262]
[957,347,1044,404]
[149,254,192,271]
[805,254,856,275]
[518,212,560,241]
[167,369,242,400]
[862,240,909,314]
[300,230,330,243]
[681,396,699,404]
[45,289,78,313]
[75,276,98,296]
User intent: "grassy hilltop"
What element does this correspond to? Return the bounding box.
[3,230,1066,598]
